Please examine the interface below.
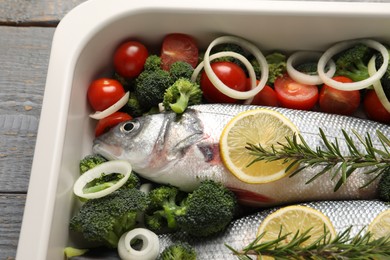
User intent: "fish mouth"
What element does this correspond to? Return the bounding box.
[92,141,124,161]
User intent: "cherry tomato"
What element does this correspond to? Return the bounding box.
[274,74,318,110]
[95,112,132,137]
[87,78,125,111]
[160,33,198,71]
[200,61,247,103]
[363,89,390,124]
[319,76,360,116]
[113,41,148,78]
[246,79,278,107]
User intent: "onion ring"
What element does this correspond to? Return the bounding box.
[368,55,390,113]
[73,160,132,199]
[191,51,257,104]
[287,51,336,85]
[89,91,130,120]
[317,39,389,91]
[200,36,268,100]
[117,228,159,260]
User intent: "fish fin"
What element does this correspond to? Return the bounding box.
[228,187,274,206]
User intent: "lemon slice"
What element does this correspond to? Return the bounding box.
[367,209,390,240]
[257,205,336,247]
[220,108,299,183]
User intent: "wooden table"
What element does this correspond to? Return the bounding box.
[1,0,390,259]
[0,1,86,258]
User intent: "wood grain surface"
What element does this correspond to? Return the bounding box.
[0,1,86,258]
[0,27,54,193]
[0,0,86,26]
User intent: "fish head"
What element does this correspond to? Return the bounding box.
[92,114,165,170]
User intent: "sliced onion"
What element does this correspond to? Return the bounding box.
[191,51,256,85]
[139,183,154,194]
[89,91,130,120]
[158,102,165,112]
[317,39,389,91]
[117,228,159,260]
[199,36,268,100]
[73,160,132,199]
[368,55,390,113]
[191,51,257,101]
[287,51,336,85]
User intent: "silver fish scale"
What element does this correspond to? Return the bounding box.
[158,200,389,260]
[192,103,390,149]
[94,104,390,205]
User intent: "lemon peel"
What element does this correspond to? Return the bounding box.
[220,108,299,184]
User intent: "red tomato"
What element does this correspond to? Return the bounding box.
[113,41,148,78]
[160,33,198,71]
[246,79,278,107]
[95,112,132,137]
[363,89,390,124]
[87,78,125,111]
[200,61,247,103]
[274,74,318,110]
[319,76,360,116]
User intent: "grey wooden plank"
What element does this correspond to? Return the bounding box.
[0,0,87,26]
[0,26,54,192]
[0,194,25,260]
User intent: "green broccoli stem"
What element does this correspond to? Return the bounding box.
[105,231,121,248]
[163,204,180,229]
[83,182,115,194]
[161,202,187,229]
[169,93,190,114]
[338,69,369,82]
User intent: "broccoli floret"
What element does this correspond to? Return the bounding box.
[169,61,194,82]
[335,43,375,82]
[248,56,261,80]
[113,72,136,92]
[144,211,168,232]
[295,62,319,76]
[145,185,187,232]
[79,154,107,174]
[82,172,122,194]
[266,52,287,85]
[248,53,287,84]
[84,171,140,194]
[144,55,162,71]
[176,180,237,237]
[375,47,390,100]
[122,171,141,189]
[211,43,247,64]
[135,69,172,110]
[124,92,145,117]
[209,43,250,74]
[159,242,196,260]
[163,78,202,114]
[79,155,140,194]
[69,188,149,248]
[143,106,161,116]
[145,180,237,237]
[378,169,390,202]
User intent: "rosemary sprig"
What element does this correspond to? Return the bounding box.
[246,129,390,191]
[226,226,390,259]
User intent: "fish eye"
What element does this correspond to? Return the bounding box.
[121,120,139,134]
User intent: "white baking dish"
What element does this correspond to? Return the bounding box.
[16,0,390,259]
